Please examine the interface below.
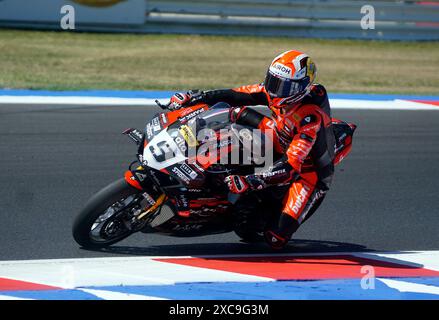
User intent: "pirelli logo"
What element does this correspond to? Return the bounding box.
[179,125,198,148]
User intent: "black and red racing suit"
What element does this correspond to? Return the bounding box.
[189,83,337,247]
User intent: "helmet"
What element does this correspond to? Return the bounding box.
[264,50,317,108]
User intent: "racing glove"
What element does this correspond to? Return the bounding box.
[224,175,265,194]
[167,90,202,110]
[225,159,298,194]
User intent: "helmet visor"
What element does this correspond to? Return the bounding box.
[264,70,310,98]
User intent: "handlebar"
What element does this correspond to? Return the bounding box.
[155,99,169,110]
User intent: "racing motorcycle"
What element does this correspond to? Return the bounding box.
[72,101,356,248]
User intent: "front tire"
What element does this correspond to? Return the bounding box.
[72,178,141,248]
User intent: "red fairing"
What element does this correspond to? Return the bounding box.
[165,103,210,125]
[124,170,143,190]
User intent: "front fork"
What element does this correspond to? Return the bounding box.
[124,167,167,221]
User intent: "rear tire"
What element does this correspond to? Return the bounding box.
[72,178,141,248]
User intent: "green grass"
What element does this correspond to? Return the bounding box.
[0,29,438,94]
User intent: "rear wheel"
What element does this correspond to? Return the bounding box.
[72,178,147,248]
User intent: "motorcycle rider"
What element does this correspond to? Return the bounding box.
[166,50,336,249]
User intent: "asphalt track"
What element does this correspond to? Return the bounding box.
[1,104,438,261]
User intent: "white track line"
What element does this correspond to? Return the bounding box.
[1,251,439,299]
[0,96,156,106]
[2,250,439,265]
[379,278,439,295]
[0,295,33,300]
[0,96,438,110]
[330,98,439,110]
[0,256,272,289]
[78,288,168,300]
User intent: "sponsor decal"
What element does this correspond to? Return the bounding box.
[190,209,212,217]
[142,192,156,207]
[180,163,198,179]
[177,194,189,208]
[145,123,154,140]
[127,129,143,143]
[160,113,168,125]
[171,167,190,184]
[151,117,161,132]
[174,136,187,153]
[271,62,292,77]
[292,184,311,214]
[172,224,203,232]
[191,161,205,173]
[299,189,326,223]
[180,108,205,123]
[179,125,198,147]
[262,169,286,178]
[180,107,194,117]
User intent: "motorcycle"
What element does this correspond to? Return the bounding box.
[72,101,356,248]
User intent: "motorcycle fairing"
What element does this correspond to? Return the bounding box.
[143,128,188,171]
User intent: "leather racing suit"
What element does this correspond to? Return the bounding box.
[187,83,336,248]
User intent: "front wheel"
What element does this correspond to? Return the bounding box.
[72,178,146,248]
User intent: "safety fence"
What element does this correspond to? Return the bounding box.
[0,0,438,40]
